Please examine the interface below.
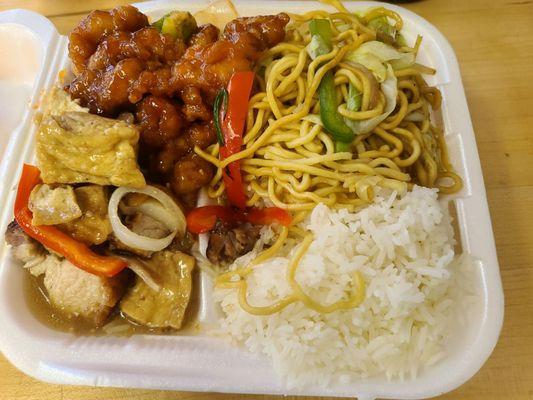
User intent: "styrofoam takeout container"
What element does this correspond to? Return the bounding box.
[0,1,504,399]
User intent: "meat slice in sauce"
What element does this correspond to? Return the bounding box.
[28,184,82,226]
[5,221,46,272]
[5,221,127,325]
[109,207,171,258]
[42,256,127,326]
[206,220,261,265]
[120,250,195,330]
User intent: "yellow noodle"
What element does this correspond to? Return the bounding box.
[207,4,463,316]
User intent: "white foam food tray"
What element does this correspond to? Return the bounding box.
[0,1,503,399]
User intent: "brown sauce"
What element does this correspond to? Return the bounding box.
[23,269,201,336]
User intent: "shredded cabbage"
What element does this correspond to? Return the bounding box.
[345,40,415,81]
[306,34,330,60]
[347,84,362,112]
[343,64,398,135]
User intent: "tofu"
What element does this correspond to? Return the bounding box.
[29,184,82,226]
[36,88,146,188]
[40,86,88,116]
[120,250,195,330]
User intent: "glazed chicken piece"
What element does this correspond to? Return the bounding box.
[171,153,214,194]
[67,7,289,198]
[69,5,149,76]
[171,13,290,101]
[69,28,185,115]
[68,5,185,116]
[135,95,184,148]
[151,121,216,175]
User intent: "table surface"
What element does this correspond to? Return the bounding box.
[0,0,532,399]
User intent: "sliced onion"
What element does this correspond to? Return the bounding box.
[110,252,162,292]
[108,186,185,252]
[196,188,212,258]
[194,0,238,31]
[124,257,161,292]
[120,198,177,228]
[404,111,425,122]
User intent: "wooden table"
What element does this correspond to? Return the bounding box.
[0,0,532,399]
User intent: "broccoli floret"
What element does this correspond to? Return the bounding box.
[152,11,198,42]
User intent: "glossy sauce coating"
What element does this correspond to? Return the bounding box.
[67,6,289,199]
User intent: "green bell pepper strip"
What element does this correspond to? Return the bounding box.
[309,19,354,149]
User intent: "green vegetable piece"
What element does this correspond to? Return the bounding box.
[368,16,396,45]
[395,33,408,48]
[152,18,164,32]
[309,19,354,149]
[213,88,228,146]
[152,11,198,42]
[307,19,333,60]
[309,19,333,49]
[318,71,354,144]
[347,84,362,112]
[335,141,351,152]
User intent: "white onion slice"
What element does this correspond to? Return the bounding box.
[113,254,161,292]
[120,198,176,228]
[196,187,212,258]
[108,186,186,252]
[194,0,238,31]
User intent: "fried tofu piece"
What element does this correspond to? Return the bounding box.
[120,250,195,330]
[37,110,146,188]
[36,88,145,187]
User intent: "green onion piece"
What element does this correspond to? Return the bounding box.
[213,89,228,146]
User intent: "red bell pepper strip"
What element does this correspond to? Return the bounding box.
[186,205,292,234]
[245,207,292,227]
[217,71,255,209]
[13,164,127,277]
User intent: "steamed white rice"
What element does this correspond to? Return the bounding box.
[214,186,476,388]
